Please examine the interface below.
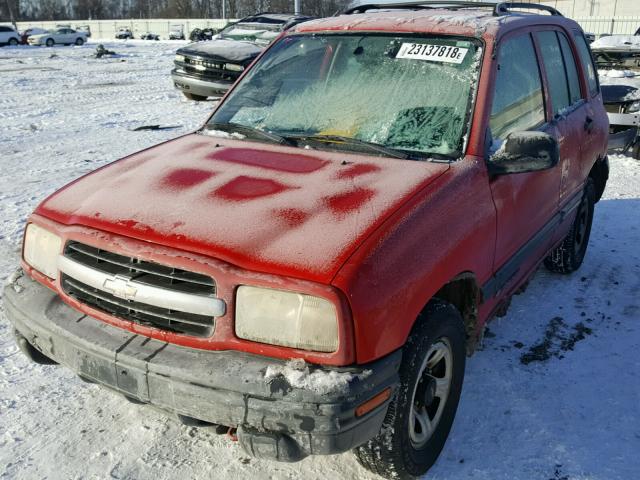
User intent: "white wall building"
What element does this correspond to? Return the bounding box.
[520,0,640,34]
[537,0,638,17]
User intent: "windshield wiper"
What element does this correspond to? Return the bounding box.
[202,122,294,146]
[285,134,409,159]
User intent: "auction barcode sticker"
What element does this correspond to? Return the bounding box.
[396,43,469,64]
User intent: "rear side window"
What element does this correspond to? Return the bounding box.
[558,33,582,104]
[573,31,599,95]
[490,34,545,141]
[536,31,571,116]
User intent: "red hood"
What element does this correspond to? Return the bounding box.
[36,134,448,283]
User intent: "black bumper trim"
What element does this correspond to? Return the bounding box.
[3,271,400,459]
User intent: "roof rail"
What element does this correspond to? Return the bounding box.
[342,1,563,17]
[495,2,563,16]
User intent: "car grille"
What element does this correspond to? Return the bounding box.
[61,241,217,337]
[178,57,241,82]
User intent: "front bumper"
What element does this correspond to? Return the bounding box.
[3,271,399,461]
[171,68,233,98]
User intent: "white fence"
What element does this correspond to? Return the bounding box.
[14,14,640,39]
[15,18,234,40]
[575,16,640,35]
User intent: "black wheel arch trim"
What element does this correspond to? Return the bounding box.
[481,187,583,301]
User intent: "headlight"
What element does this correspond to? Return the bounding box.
[224,63,244,72]
[23,224,62,279]
[236,286,339,352]
[628,100,640,113]
[175,54,185,62]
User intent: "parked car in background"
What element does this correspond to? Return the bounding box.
[172,40,262,100]
[169,24,185,40]
[140,32,160,41]
[591,34,640,69]
[76,25,91,38]
[28,28,87,47]
[593,34,640,158]
[19,27,48,44]
[0,25,21,46]
[115,27,134,40]
[6,3,609,479]
[189,27,217,42]
[216,12,316,46]
[171,13,315,100]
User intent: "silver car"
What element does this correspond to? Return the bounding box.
[28,28,87,47]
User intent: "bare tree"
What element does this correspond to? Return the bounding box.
[75,0,108,19]
[1,0,20,23]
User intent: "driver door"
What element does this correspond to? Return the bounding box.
[486,31,561,295]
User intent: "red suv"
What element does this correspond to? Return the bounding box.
[5,2,609,478]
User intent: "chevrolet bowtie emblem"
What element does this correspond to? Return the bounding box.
[103,274,138,301]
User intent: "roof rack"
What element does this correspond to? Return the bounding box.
[342,1,563,17]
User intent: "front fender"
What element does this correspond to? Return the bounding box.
[332,157,496,364]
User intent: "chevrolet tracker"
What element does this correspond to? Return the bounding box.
[4,2,609,478]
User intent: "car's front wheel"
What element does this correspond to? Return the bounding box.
[45,38,54,47]
[8,37,18,46]
[629,139,640,160]
[544,178,595,274]
[75,37,84,46]
[182,92,208,101]
[354,300,466,479]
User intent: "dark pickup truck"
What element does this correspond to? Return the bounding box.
[171,13,314,100]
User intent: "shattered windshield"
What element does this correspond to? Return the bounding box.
[208,34,482,159]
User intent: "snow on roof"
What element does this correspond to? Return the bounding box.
[295,8,506,37]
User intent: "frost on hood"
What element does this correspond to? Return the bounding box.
[598,70,640,101]
[201,129,246,140]
[264,359,371,395]
[179,39,262,62]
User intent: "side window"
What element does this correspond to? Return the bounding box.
[558,32,582,104]
[0,26,10,32]
[573,31,599,95]
[490,34,545,142]
[536,31,571,116]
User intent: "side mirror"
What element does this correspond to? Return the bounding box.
[488,131,559,175]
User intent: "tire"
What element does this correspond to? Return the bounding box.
[75,37,84,46]
[45,38,54,47]
[544,178,595,274]
[354,300,466,480]
[183,92,208,101]
[630,140,640,160]
[8,37,18,46]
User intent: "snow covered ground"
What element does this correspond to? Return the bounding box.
[1,41,639,480]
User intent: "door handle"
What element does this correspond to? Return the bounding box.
[584,116,594,133]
